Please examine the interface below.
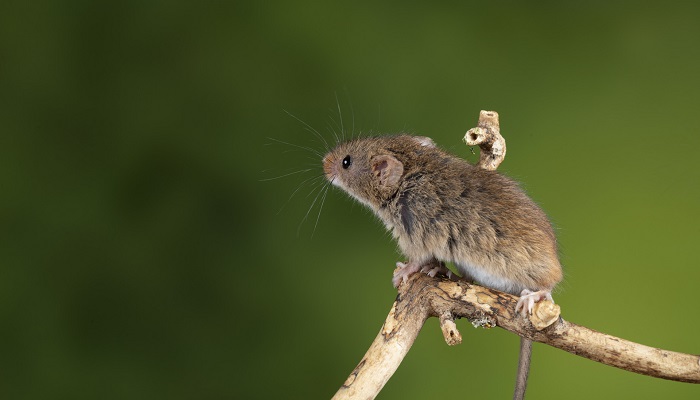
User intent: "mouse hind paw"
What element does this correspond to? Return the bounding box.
[515,289,554,317]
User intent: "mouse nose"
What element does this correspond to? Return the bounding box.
[322,154,334,177]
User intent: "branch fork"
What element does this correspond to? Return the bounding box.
[331,111,700,400]
[333,273,700,400]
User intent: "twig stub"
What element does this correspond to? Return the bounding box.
[438,312,462,345]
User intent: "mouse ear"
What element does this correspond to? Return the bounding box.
[371,155,404,188]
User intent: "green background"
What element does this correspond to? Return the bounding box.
[2,1,699,399]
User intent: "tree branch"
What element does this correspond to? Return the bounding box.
[332,110,699,399]
[332,273,700,400]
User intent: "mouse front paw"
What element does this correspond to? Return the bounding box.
[392,261,423,288]
[392,260,454,288]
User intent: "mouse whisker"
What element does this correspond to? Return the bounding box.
[335,91,345,142]
[298,178,329,236]
[284,109,332,153]
[349,98,355,140]
[266,137,323,159]
[311,183,331,237]
[303,176,326,199]
[259,168,314,182]
[275,174,323,216]
[326,116,342,146]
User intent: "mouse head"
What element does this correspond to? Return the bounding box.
[322,135,436,210]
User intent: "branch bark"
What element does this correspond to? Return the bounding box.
[332,273,700,400]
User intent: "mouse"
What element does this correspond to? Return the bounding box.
[322,134,562,400]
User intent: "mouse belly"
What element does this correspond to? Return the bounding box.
[454,261,528,295]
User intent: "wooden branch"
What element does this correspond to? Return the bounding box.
[464,110,506,170]
[333,110,698,399]
[332,273,700,400]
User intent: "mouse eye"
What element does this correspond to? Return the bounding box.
[342,155,352,169]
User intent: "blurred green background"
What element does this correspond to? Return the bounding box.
[2,1,699,399]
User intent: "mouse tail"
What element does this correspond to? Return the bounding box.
[513,337,532,400]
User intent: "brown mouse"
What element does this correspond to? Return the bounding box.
[322,134,562,400]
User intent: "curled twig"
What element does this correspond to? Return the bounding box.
[464,110,506,170]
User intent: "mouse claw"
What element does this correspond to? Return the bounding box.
[515,289,554,317]
[419,265,438,277]
[420,263,453,279]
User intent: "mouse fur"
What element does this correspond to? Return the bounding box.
[322,134,562,295]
